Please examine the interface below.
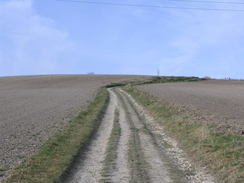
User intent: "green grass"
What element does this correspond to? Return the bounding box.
[124,86,244,183]
[106,76,205,89]
[145,76,205,84]
[134,76,205,85]
[4,87,109,183]
[106,82,127,88]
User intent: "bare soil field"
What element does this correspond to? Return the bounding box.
[0,74,148,180]
[138,80,244,134]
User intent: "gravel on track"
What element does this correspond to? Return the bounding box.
[138,80,244,134]
[64,88,216,183]
[63,89,117,183]
[0,75,148,180]
[122,89,216,183]
[111,96,130,183]
[118,89,171,183]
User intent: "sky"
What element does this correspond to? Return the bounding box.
[0,0,244,78]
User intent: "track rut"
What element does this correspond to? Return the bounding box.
[63,88,216,183]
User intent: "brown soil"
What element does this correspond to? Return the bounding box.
[0,74,148,180]
[138,80,244,134]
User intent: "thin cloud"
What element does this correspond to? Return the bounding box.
[0,0,78,76]
[158,3,244,78]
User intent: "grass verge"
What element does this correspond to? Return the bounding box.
[123,85,244,183]
[106,76,205,88]
[4,87,109,183]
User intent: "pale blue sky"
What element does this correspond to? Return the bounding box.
[0,0,244,78]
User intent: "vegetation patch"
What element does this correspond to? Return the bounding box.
[106,82,128,88]
[144,76,205,84]
[106,76,205,88]
[4,87,109,183]
[134,76,205,85]
[101,109,121,182]
[124,86,244,183]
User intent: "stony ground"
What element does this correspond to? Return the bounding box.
[63,88,216,183]
[138,80,244,134]
[0,75,148,180]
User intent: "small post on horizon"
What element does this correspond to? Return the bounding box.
[157,69,160,76]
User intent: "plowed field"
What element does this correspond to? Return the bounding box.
[0,74,148,179]
[138,80,244,134]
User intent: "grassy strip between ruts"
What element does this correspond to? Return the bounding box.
[116,90,150,183]
[4,87,109,183]
[123,85,244,183]
[100,109,121,182]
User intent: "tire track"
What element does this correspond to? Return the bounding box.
[111,98,131,183]
[115,89,150,183]
[121,89,216,183]
[120,89,187,183]
[115,89,173,183]
[64,87,216,183]
[100,109,121,183]
[63,89,117,183]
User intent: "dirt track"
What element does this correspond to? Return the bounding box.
[63,88,216,183]
[0,75,148,180]
[138,80,244,134]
